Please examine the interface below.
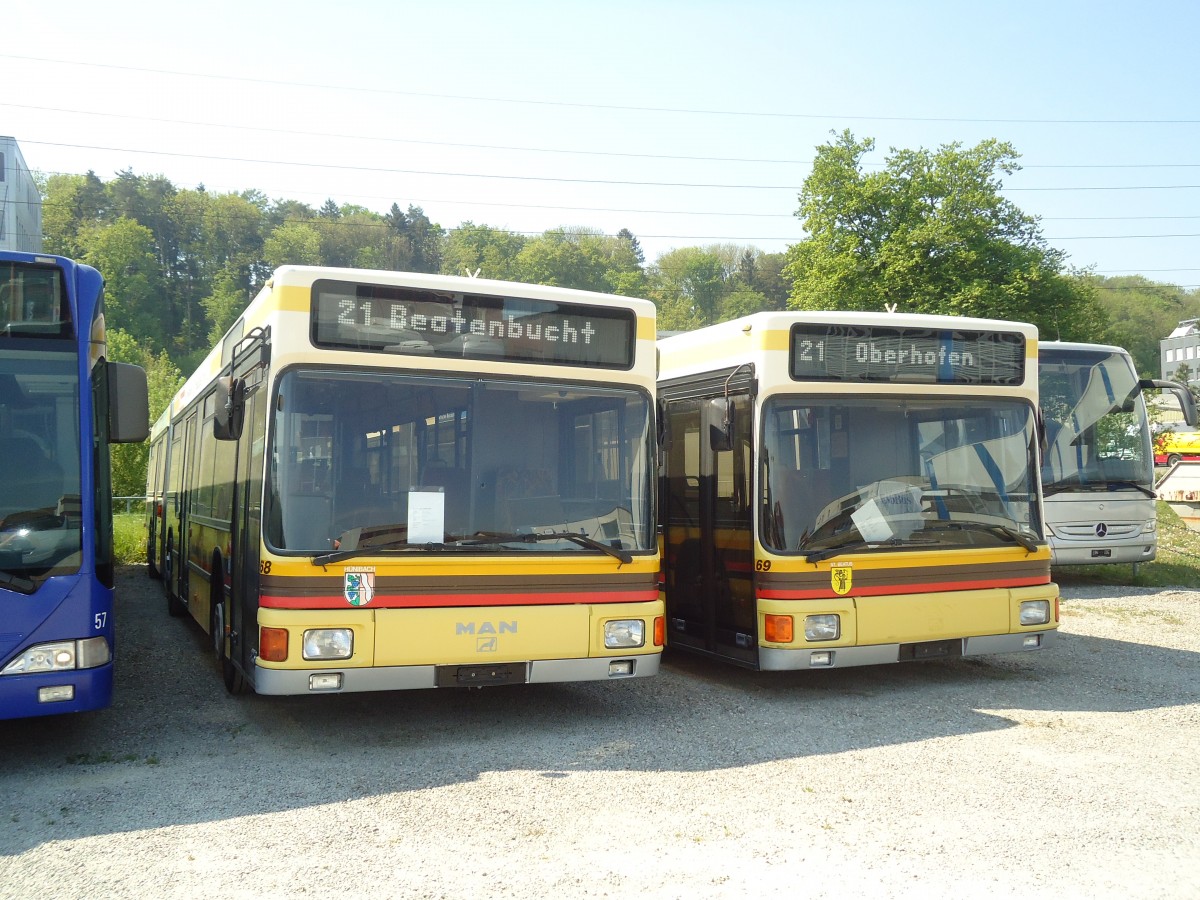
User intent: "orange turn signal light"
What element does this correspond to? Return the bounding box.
[653,616,665,647]
[764,614,794,644]
[260,626,289,662]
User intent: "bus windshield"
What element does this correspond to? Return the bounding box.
[761,396,1040,556]
[0,349,83,588]
[265,369,654,556]
[1038,347,1152,493]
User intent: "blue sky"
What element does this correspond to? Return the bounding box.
[5,0,1199,285]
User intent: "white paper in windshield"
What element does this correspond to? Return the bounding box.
[408,491,445,543]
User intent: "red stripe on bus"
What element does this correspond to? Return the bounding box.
[757,575,1049,601]
[260,589,660,610]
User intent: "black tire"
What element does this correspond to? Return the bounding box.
[1169,453,1182,466]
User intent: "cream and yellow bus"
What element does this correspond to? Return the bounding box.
[146,266,662,694]
[657,312,1057,671]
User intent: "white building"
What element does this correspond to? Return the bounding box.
[1161,319,1200,383]
[0,137,43,252]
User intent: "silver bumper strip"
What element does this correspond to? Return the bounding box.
[252,653,660,695]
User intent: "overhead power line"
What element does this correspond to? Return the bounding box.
[7,101,1200,170]
[24,140,1200,195]
[0,102,817,167]
[24,140,803,190]
[6,54,1200,125]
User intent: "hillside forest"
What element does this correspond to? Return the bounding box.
[33,134,1200,495]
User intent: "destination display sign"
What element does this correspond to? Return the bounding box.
[311,280,635,369]
[790,323,1026,385]
[1,260,72,339]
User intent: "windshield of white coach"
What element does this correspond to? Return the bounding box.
[265,369,655,555]
[1039,348,1152,491]
[761,396,1040,555]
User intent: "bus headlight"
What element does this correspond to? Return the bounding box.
[604,619,645,649]
[0,637,110,675]
[805,614,841,642]
[302,629,354,660]
[1019,600,1051,626]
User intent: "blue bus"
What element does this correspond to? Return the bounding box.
[0,251,148,719]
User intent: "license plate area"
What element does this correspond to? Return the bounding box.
[435,663,529,687]
[899,639,962,662]
[1091,549,1112,558]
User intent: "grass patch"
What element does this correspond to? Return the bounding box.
[113,512,146,566]
[1053,501,1200,590]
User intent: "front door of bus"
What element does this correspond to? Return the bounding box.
[231,375,266,677]
[662,395,755,665]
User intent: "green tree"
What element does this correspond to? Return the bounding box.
[786,131,1103,338]
[41,172,108,258]
[200,267,250,346]
[105,329,183,498]
[650,247,728,326]
[734,249,789,310]
[79,218,168,348]
[515,227,644,294]
[617,228,645,266]
[1090,275,1197,376]
[403,205,445,273]
[441,223,527,280]
[314,204,398,269]
[263,221,322,269]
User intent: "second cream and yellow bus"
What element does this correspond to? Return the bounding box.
[147,266,662,694]
[657,312,1058,670]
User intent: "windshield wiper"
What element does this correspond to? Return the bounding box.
[800,533,941,563]
[801,538,872,563]
[464,531,633,564]
[925,520,1041,552]
[314,531,635,566]
[1104,480,1157,499]
[313,539,452,566]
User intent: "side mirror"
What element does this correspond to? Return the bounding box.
[108,362,149,443]
[1143,378,1198,427]
[213,376,246,441]
[709,397,734,453]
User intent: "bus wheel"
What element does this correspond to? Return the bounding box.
[1169,453,1182,466]
[165,533,185,618]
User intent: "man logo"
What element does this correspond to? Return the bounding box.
[477,637,498,653]
[456,621,517,635]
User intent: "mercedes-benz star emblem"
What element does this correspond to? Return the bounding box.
[1095,523,1108,538]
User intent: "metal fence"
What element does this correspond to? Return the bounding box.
[113,496,147,515]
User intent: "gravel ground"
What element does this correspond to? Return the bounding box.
[1,567,1198,900]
